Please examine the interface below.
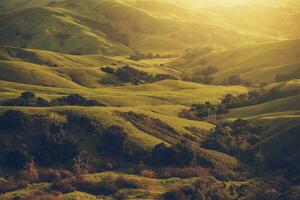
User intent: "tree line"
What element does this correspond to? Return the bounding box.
[101,66,177,85]
[1,92,105,107]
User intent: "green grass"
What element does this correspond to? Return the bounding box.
[0,79,248,106]
[0,183,50,200]
[173,39,300,84]
[0,61,82,88]
[0,0,272,55]
[226,94,300,120]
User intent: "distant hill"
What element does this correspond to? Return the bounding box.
[173,39,300,84]
[0,0,277,55]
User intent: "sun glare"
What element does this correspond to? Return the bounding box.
[185,0,256,7]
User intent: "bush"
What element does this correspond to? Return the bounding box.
[115,176,138,189]
[54,94,104,106]
[227,75,242,85]
[97,125,129,156]
[201,66,218,76]
[1,91,49,107]
[5,150,28,169]
[161,188,187,200]
[0,110,79,168]
[0,110,27,130]
[1,92,105,107]
[150,142,194,167]
[203,119,262,162]
[140,169,156,178]
[128,52,175,61]
[191,101,229,120]
[20,192,63,200]
[159,167,209,179]
[0,179,29,194]
[161,185,201,200]
[20,160,39,183]
[38,168,73,182]
[101,66,115,74]
[76,176,118,195]
[51,178,76,193]
[105,65,177,85]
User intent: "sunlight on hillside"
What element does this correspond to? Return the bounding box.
[1,0,300,199]
[183,0,253,6]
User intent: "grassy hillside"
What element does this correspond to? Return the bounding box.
[0,0,275,55]
[226,94,300,120]
[1,1,300,199]
[0,5,131,55]
[254,124,300,177]
[173,39,300,84]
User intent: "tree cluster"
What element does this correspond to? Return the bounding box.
[101,66,177,85]
[191,102,228,120]
[2,91,49,107]
[203,119,262,160]
[128,52,175,61]
[221,88,283,110]
[226,75,252,86]
[183,66,217,85]
[150,142,194,167]
[1,92,105,107]
[0,110,79,169]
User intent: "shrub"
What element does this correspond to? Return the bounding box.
[128,52,175,61]
[106,65,177,85]
[1,91,49,107]
[54,94,104,106]
[160,167,209,179]
[161,185,201,200]
[72,151,90,177]
[161,188,187,200]
[21,91,35,99]
[33,134,79,167]
[51,178,76,193]
[201,66,218,76]
[101,66,115,74]
[203,119,262,162]
[191,102,228,120]
[150,142,194,167]
[38,168,72,182]
[140,169,156,178]
[76,176,118,195]
[115,176,138,189]
[227,75,242,85]
[20,192,63,200]
[0,110,79,168]
[5,150,28,169]
[0,110,27,130]
[97,125,129,156]
[20,160,39,183]
[0,179,29,193]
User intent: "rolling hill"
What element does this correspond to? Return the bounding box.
[0,0,281,55]
[173,39,300,84]
[0,1,300,199]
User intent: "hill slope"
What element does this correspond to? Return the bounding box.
[173,39,300,84]
[0,0,275,55]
